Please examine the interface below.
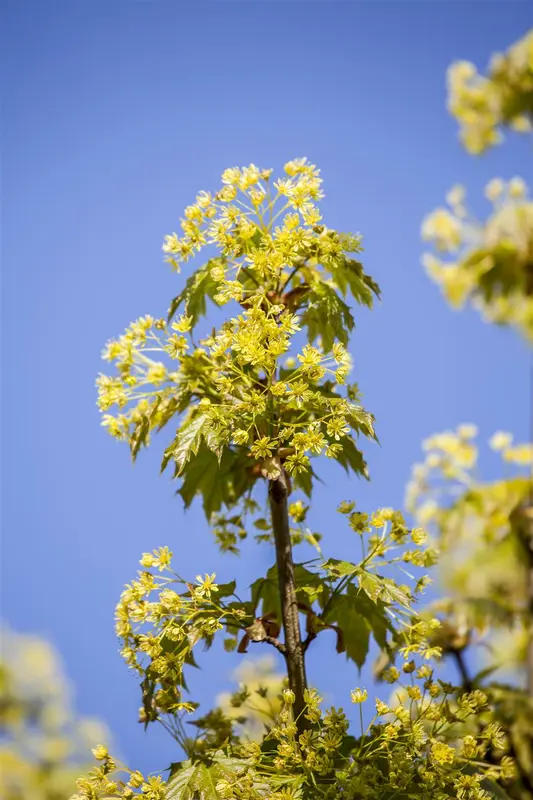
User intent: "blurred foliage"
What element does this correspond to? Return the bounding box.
[447,30,533,154]
[216,657,286,741]
[407,427,532,654]
[406,427,533,798]
[416,26,533,799]
[0,627,109,800]
[422,178,533,342]
[424,28,533,341]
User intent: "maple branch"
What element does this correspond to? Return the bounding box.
[256,636,286,655]
[451,649,473,692]
[269,469,309,734]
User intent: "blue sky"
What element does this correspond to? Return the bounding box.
[2,0,531,777]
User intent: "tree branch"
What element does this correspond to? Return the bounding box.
[269,469,309,734]
[255,636,287,655]
[451,648,473,692]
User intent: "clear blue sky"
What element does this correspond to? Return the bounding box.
[2,0,531,777]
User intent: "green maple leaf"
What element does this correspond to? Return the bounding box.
[166,754,250,799]
[301,282,355,352]
[171,413,208,475]
[324,587,392,667]
[177,446,256,520]
[330,256,381,307]
[167,259,224,326]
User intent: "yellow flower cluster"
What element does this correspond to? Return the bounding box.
[72,534,512,800]
[447,29,533,154]
[422,178,533,341]
[0,628,109,800]
[254,677,509,799]
[406,425,533,660]
[161,158,324,271]
[97,160,378,505]
[71,747,164,800]
[114,548,246,724]
[98,295,367,479]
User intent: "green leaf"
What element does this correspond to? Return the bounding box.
[167,259,223,326]
[301,282,355,352]
[250,563,325,618]
[178,446,256,520]
[166,754,251,800]
[322,558,359,578]
[332,436,369,480]
[330,256,381,307]
[130,415,150,461]
[216,580,237,599]
[324,586,392,664]
[379,577,412,609]
[357,571,412,610]
[173,414,207,475]
[358,572,383,603]
[292,464,315,497]
[324,592,371,668]
[347,404,377,441]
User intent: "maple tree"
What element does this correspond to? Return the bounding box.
[72,156,513,800]
[69,28,533,800]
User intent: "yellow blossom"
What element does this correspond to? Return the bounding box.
[350,688,368,704]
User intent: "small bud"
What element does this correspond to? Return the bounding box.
[129,771,144,788]
[92,744,109,761]
[282,688,296,705]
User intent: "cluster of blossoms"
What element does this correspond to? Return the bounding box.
[421,177,533,341]
[71,675,512,800]
[70,474,512,799]
[114,547,248,724]
[161,158,326,270]
[98,308,360,476]
[447,29,533,154]
[113,501,437,730]
[97,159,379,513]
[406,425,533,663]
[71,745,166,800]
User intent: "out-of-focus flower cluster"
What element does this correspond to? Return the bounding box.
[422,179,533,341]
[406,426,533,661]
[1,628,109,800]
[447,30,533,154]
[216,656,286,741]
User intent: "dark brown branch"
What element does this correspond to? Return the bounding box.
[451,649,473,692]
[524,505,533,699]
[511,499,533,697]
[269,469,309,734]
